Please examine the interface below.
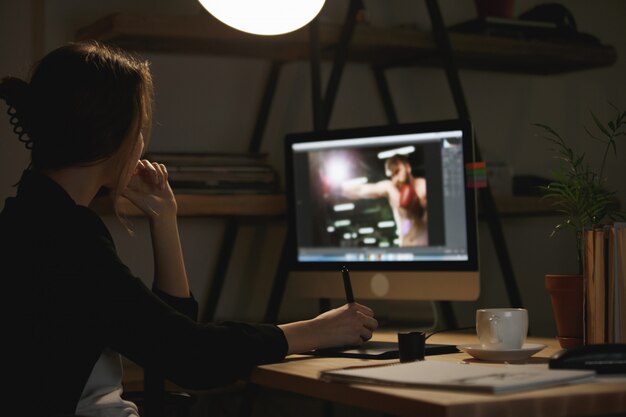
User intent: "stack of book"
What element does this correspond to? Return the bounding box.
[143,152,279,195]
[448,16,599,44]
[583,223,626,344]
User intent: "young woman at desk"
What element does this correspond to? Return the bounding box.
[0,41,377,417]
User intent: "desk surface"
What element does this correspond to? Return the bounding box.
[249,332,626,417]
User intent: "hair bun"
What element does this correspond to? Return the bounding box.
[0,77,30,107]
[0,76,33,148]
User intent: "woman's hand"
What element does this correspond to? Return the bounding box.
[279,303,378,354]
[122,159,177,220]
[312,303,378,349]
[123,160,190,297]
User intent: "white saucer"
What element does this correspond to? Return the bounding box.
[456,343,547,362]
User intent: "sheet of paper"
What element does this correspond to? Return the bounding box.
[321,360,595,394]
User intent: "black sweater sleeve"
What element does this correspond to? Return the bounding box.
[152,285,198,321]
[2,171,289,416]
[67,211,288,390]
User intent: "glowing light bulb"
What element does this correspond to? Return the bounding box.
[325,157,350,185]
[198,0,326,36]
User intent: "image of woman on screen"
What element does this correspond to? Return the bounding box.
[340,154,428,247]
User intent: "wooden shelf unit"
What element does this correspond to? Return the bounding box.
[77,12,615,219]
[482,195,558,217]
[91,193,556,218]
[77,7,617,416]
[75,13,616,75]
[90,193,286,217]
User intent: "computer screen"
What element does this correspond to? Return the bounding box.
[284,119,479,301]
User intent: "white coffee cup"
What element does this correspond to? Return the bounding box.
[476,308,528,350]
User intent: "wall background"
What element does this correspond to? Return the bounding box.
[1,0,625,339]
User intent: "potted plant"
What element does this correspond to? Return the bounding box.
[535,104,625,348]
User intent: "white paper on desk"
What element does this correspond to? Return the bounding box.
[320,361,595,394]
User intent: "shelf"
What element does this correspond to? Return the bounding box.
[483,195,559,217]
[90,193,287,217]
[91,193,557,218]
[75,13,616,74]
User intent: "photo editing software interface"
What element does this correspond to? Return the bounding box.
[289,123,472,264]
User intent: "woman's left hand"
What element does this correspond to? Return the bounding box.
[122,159,177,219]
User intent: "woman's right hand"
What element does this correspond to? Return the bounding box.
[312,303,378,349]
[278,303,378,354]
[122,159,177,221]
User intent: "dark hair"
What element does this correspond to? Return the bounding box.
[0,41,153,171]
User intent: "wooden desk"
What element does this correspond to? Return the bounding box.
[249,333,626,417]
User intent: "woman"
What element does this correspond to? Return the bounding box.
[0,41,377,416]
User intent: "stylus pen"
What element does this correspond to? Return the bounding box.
[341,265,355,303]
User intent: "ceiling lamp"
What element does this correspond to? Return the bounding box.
[197,0,326,36]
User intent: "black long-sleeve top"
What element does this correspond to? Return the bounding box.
[0,171,288,416]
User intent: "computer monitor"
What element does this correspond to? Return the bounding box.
[283,119,479,301]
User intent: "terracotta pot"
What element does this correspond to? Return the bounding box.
[545,274,584,349]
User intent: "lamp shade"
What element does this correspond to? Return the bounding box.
[197,0,326,36]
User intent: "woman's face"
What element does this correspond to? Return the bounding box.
[122,132,144,189]
[104,128,144,192]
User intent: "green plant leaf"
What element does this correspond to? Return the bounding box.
[584,126,602,142]
[533,107,623,264]
[591,111,611,138]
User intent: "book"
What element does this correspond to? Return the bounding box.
[143,151,269,167]
[447,16,598,44]
[449,16,559,39]
[594,226,608,344]
[320,361,595,394]
[583,227,595,344]
[614,223,626,342]
[609,226,616,342]
[171,165,274,173]
[584,226,608,344]
[167,170,277,184]
[169,181,279,195]
[143,151,279,194]
[583,223,626,344]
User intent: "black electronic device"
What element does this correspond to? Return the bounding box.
[549,344,626,374]
[303,341,458,360]
[283,119,480,302]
